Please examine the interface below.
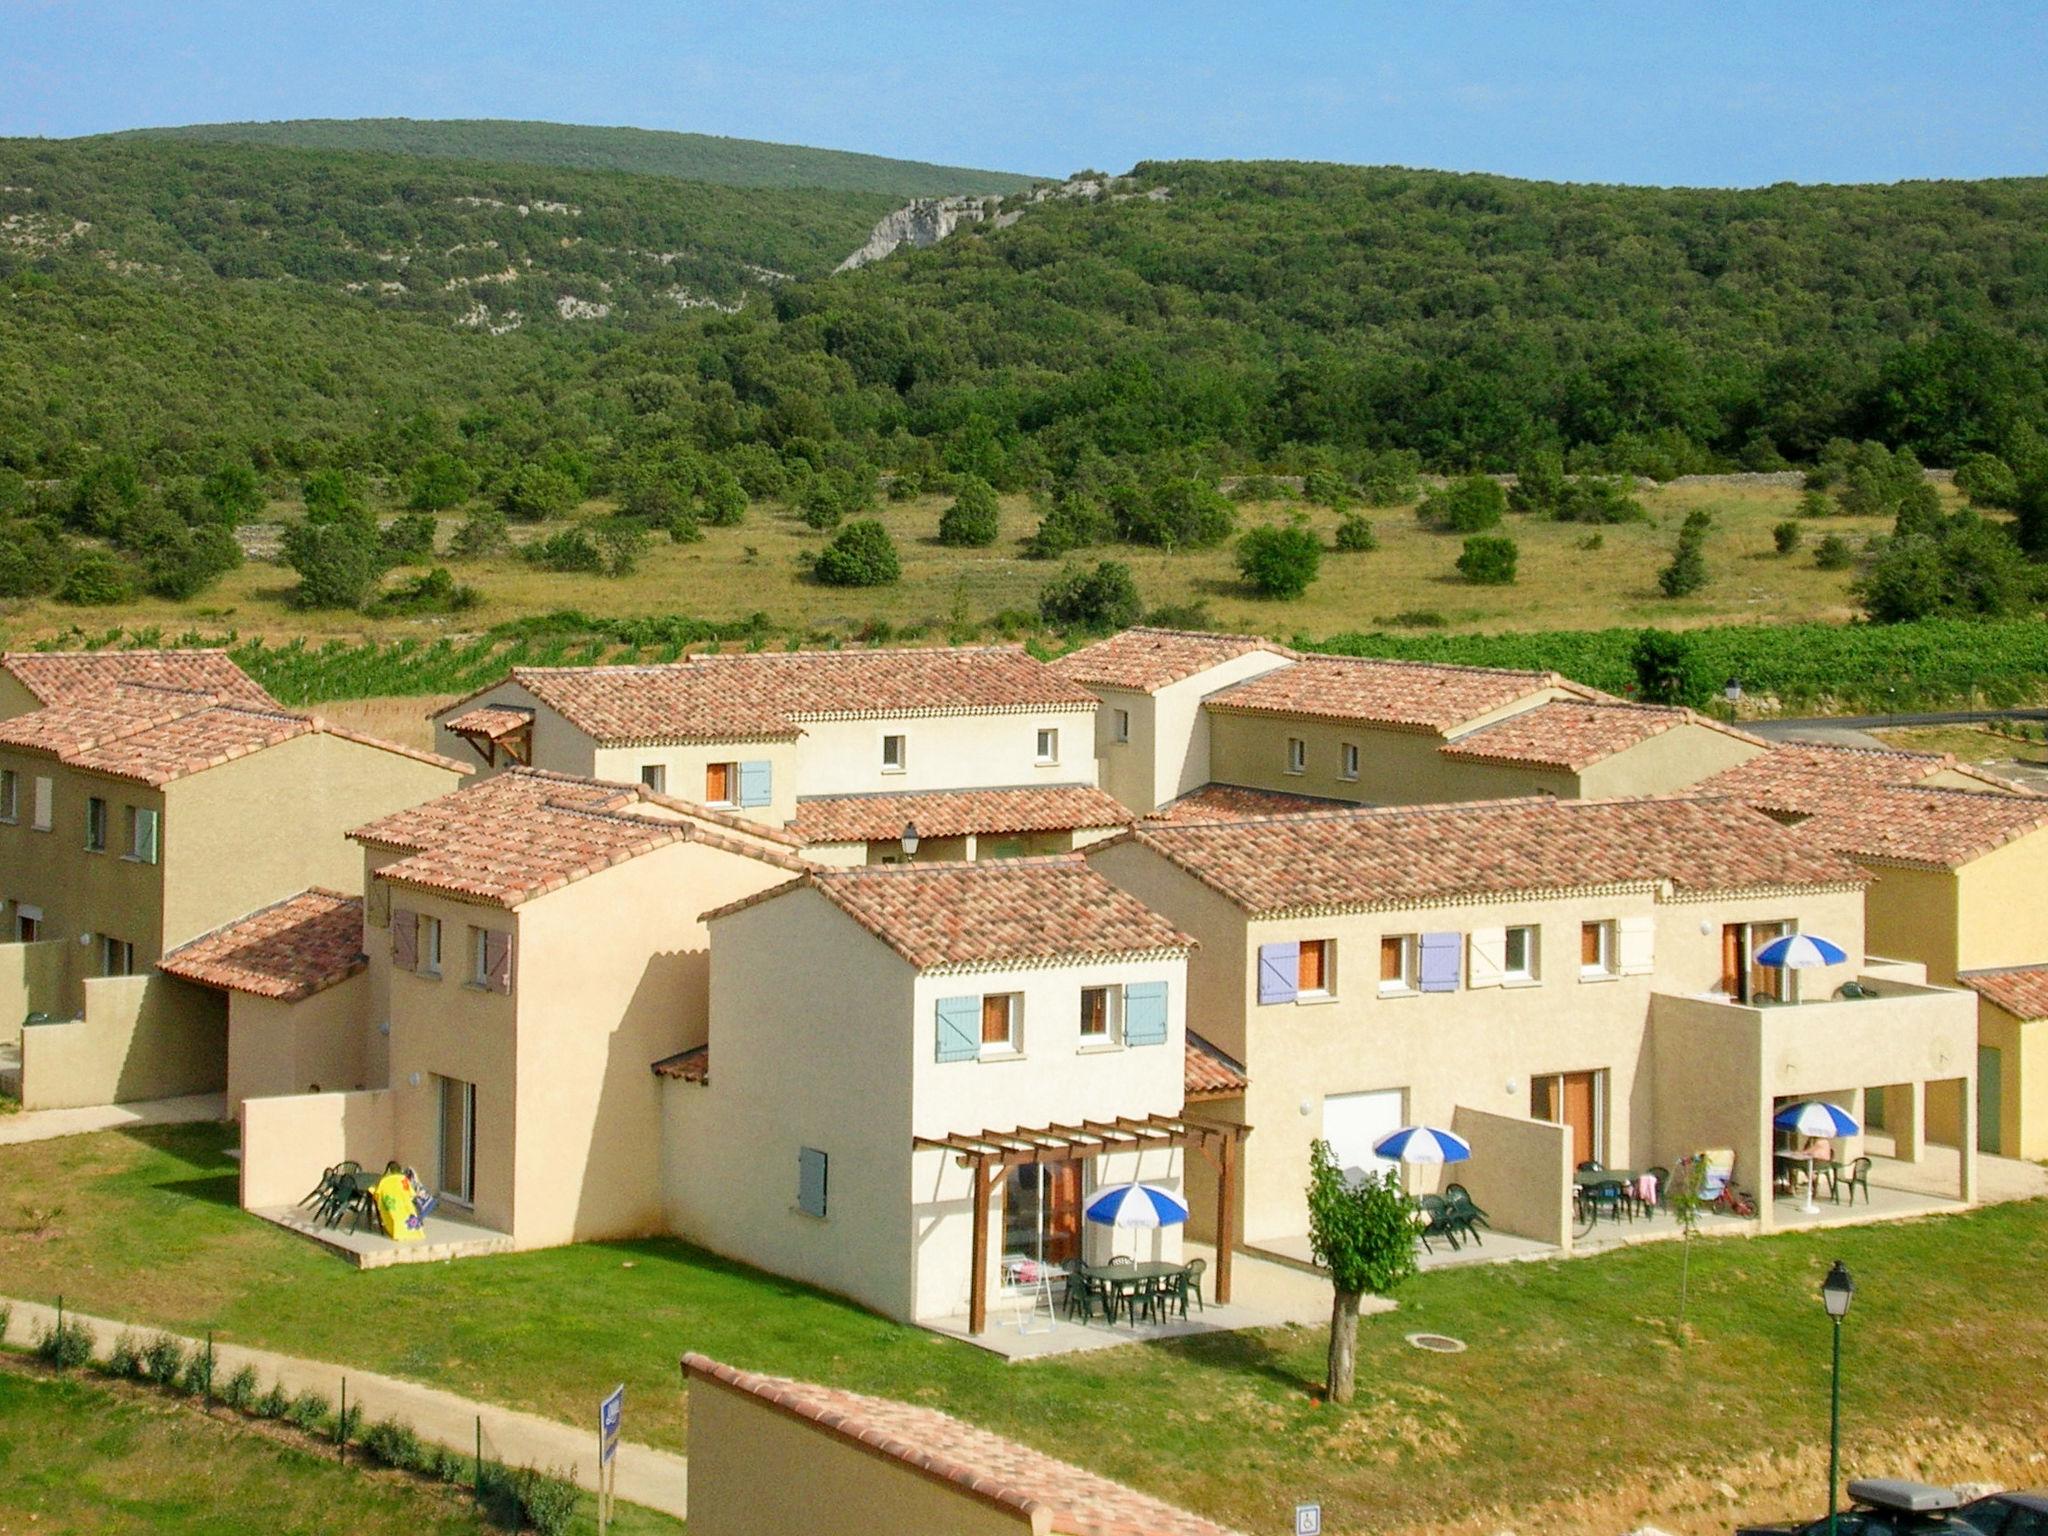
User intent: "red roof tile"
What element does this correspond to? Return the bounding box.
[683,1354,1243,1536]
[1441,700,1764,771]
[1147,784,1354,824]
[1793,784,2048,870]
[352,768,803,908]
[706,856,1192,971]
[1,649,280,711]
[651,1045,710,1082]
[445,704,533,741]
[1206,653,1600,733]
[1960,965,2048,1020]
[1111,795,1866,916]
[1185,1031,1248,1099]
[790,785,1130,846]
[158,889,366,1001]
[1050,627,1295,692]
[1697,742,2028,816]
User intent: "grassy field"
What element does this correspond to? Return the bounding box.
[0,482,1927,654]
[2,1123,2045,1535]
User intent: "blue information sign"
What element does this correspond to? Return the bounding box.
[600,1385,625,1466]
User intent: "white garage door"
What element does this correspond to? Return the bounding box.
[1322,1089,1406,1176]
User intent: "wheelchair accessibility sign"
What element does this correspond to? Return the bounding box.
[1295,1502,1323,1535]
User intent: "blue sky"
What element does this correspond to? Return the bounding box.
[6,1,2045,186]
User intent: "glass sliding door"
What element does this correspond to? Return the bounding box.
[437,1075,475,1205]
[1003,1163,1083,1267]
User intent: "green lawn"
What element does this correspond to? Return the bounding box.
[3,1123,2044,1534]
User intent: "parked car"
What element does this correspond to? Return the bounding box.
[1738,1482,2048,1536]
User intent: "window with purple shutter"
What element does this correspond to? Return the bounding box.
[484,931,513,994]
[392,910,418,971]
[1257,941,1299,1005]
[1419,932,1461,992]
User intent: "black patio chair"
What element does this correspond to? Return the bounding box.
[1061,1263,1104,1323]
[1179,1256,1207,1315]
[1583,1178,1630,1225]
[1442,1184,1488,1246]
[1416,1193,1460,1253]
[1836,1155,1873,1206]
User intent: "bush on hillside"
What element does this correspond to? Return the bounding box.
[57,550,135,606]
[1333,513,1378,551]
[1628,629,1713,707]
[1814,532,1855,570]
[1417,474,1505,533]
[497,464,580,521]
[937,477,1000,547]
[1773,520,1802,555]
[1039,561,1141,631]
[404,452,479,511]
[812,519,901,586]
[1455,534,1518,585]
[1658,511,1711,597]
[449,507,510,559]
[1115,476,1235,550]
[1236,523,1322,599]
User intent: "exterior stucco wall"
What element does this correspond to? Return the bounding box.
[225,975,374,1113]
[1972,999,2047,1159]
[19,972,226,1109]
[1207,711,1577,807]
[685,1372,1037,1536]
[794,708,1098,799]
[1953,831,2048,976]
[1863,865,1961,984]
[432,681,596,779]
[239,1088,395,1211]
[1449,1105,1574,1248]
[591,739,800,824]
[1575,724,1764,798]
[0,939,68,1045]
[0,673,43,721]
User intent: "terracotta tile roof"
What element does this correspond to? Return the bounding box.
[1049,627,1295,692]
[705,856,1192,972]
[0,686,468,788]
[1793,784,2048,870]
[158,889,366,1001]
[1440,700,1765,771]
[790,784,1130,846]
[651,1045,710,1082]
[1184,1031,1248,1099]
[1147,783,1356,824]
[464,645,1096,746]
[1960,965,2048,1020]
[444,704,533,741]
[352,768,804,907]
[682,1354,1242,1536]
[1,649,280,711]
[1697,742,2029,816]
[1205,653,1600,734]
[1110,795,1867,917]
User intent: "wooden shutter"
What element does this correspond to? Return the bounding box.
[980,994,1013,1045]
[392,909,418,971]
[935,995,980,1062]
[31,776,52,830]
[1582,922,1604,967]
[1467,927,1506,988]
[1419,931,1461,992]
[132,807,160,864]
[738,760,772,808]
[1617,916,1655,975]
[484,931,513,994]
[1123,981,1168,1046]
[704,762,731,802]
[1297,940,1326,992]
[796,1147,828,1217]
[1257,941,1299,1005]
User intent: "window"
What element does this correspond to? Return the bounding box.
[85,795,108,852]
[1286,737,1307,775]
[880,734,907,774]
[639,764,667,794]
[16,903,43,943]
[1298,938,1333,997]
[1379,934,1416,993]
[0,768,16,822]
[1504,925,1538,982]
[1079,985,1115,1043]
[125,806,159,864]
[1580,920,1615,978]
[796,1146,829,1218]
[469,927,513,994]
[470,926,491,987]
[418,915,443,977]
[981,992,1021,1054]
[1035,727,1059,764]
[1112,709,1130,744]
[100,934,135,976]
[31,776,53,832]
[704,762,736,804]
[1340,742,1360,781]
[437,1076,476,1204]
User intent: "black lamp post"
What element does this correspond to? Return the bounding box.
[1821,1260,1854,1536]
[900,821,920,861]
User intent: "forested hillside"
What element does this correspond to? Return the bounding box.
[117,117,1038,196]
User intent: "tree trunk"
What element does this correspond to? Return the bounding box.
[1326,1288,1361,1404]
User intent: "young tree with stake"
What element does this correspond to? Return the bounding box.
[1305,1140,1417,1404]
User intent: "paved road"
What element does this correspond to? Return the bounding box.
[1746,707,2048,739]
[0,1298,689,1521]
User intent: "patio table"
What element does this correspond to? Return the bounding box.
[1079,1261,1189,1326]
[1572,1168,1639,1187]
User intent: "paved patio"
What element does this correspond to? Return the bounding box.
[253,1203,514,1268]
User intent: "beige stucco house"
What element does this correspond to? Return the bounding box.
[789,783,1130,866]
[662,857,1242,1333]
[1089,794,1978,1251]
[0,652,468,1109]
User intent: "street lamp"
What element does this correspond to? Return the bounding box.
[899,821,920,861]
[1821,1260,1855,1536]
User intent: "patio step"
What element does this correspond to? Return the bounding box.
[256,1205,516,1268]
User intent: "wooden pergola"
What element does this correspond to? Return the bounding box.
[914,1112,1253,1335]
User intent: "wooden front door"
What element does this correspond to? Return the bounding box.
[1560,1072,1597,1167]
[1721,923,1746,999]
[1045,1163,1082,1266]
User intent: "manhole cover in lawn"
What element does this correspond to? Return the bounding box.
[1405,1332,1466,1353]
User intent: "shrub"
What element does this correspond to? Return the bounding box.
[362,1417,430,1473]
[1954,452,2019,510]
[524,528,607,574]
[1799,489,1836,518]
[594,520,648,576]
[282,516,382,609]
[179,1345,215,1398]
[813,520,901,587]
[1773,521,1802,555]
[449,507,509,559]
[797,466,875,531]
[1116,475,1235,550]
[254,1383,292,1420]
[372,566,479,615]
[1356,449,1422,506]
[57,551,134,606]
[1236,523,1322,599]
[142,1335,189,1386]
[1658,514,1710,597]
[1039,560,1141,631]
[200,461,266,525]
[0,1303,9,1347]
[0,519,69,596]
[335,1400,363,1444]
[34,1316,95,1370]
[222,1364,260,1411]
[301,469,364,522]
[144,524,243,599]
[286,1389,331,1433]
[512,1465,581,1536]
[380,511,437,564]
[1025,496,1112,558]
[1508,452,1566,514]
[1383,609,1447,628]
[1630,628,1712,707]
[1814,533,1855,570]
[1231,473,1290,503]
[1553,476,1647,524]
[404,452,478,511]
[1301,467,1352,509]
[1417,474,1505,533]
[937,476,1000,547]
[1333,514,1377,552]
[497,464,580,522]
[1455,534,1518,585]
[699,467,748,527]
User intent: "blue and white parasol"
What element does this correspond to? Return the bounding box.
[1084,1181,1190,1229]
[1774,1100,1861,1138]
[1371,1126,1473,1165]
[1755,933,1849,969]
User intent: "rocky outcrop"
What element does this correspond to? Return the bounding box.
[836,195,1004,272]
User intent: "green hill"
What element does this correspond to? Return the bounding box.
[111,118,1040,197]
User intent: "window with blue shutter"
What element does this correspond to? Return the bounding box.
[1419,932,1462,992]
[796,1147,828,1217]
[1123,981,1168,1046]
[935,995,980,1062]
[1257,941,1299,1005]
[737,760,773,808]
